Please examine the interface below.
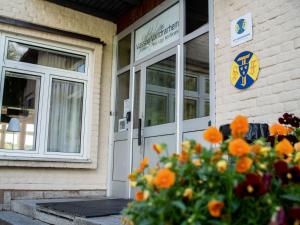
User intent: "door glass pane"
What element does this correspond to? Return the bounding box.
[145,55,176,127]
[184,33,209,120]
[184,98,197,120]
[115,71,130,132]
[133,71,140,129]
[185,0,208,34]
[118,34,131,70]
[47,79,84,153]
[0,71,40,150]
[7,41,86,73]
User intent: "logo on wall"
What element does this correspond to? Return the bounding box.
[235,18,246,34]
[230,51,259,90]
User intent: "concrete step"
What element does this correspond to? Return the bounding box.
[0,211,49,225]
[10,198,122,225]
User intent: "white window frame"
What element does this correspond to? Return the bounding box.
[0,32,93,160]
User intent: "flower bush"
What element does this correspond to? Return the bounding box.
[123,115,300,225]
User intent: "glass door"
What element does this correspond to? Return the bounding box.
[131,48,178,178]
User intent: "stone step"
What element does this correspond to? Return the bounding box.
[10,198,122,225]
[0,211,49,225]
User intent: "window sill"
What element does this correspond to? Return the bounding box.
[0,156,97,169]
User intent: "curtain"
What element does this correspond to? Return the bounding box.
[47,79,83,153]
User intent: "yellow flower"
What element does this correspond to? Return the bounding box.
[128,173,136,181]
[294,142,300,152]
[294,152,300,164]
[192,159,202,167]
[183,188,193,200]
[143,190,150,200]
[260,146,271,156]
[130,181,137,187]
[182,141,191,151]
[208,200,224,218]
[216,160,228,173]
[203,127,223,144]
[152,144,165,154]
[164,162,173,169]
[143,175,154,186]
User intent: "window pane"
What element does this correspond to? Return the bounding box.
[184,98,197,120]
[118,34,131,69]
[7,41,86,73]
[47,79,83,153]
[185,0,208,34]
[184,33,209,120]
[145,55,176,127]
[115,71,130,132]
[0,71,40,150]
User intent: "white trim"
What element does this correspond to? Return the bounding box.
[0,32,93,160]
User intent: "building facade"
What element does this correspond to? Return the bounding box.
[0,0,299,207]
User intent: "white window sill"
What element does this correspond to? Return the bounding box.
[0,156,96,169]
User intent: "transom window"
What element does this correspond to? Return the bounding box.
[0,35,90,159]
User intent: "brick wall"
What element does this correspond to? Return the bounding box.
[0,0,116,191]
[214,0,300,126]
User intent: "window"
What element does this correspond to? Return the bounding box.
[184,33,209,120]
[7,41,86,73]
[117,34,131,70]
[0,71,40,150]
[185,0,208,34]
[0,36,89,159]
[47,79,84,153]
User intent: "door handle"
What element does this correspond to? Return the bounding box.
[138,118,142,146]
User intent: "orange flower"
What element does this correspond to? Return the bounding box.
[154,168,176,189]
[211,149,223,163]
[194,143,202,154]
[178,150,189,163]
[128,173,136,181]
[139,157,149,171]
[208,200,224,218]
[230,115,249,138]
[275,139,293,156]
[135,191,144,201]
[236,157,253,173]
[229,138,250,157]
[203,127,223,144]
[269,123,288,136]
[153,144,164,154]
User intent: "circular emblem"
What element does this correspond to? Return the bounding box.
[235,18,246,34]
[230,51,260,90]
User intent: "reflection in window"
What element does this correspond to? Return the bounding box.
[0,72,40,150]
[118,34,131,70]
[47,80,84,153]
[184,33,209,120]
[145,56,176,127]
[7,41,86,73]
[185,0,208,34]
[115,72,130,132]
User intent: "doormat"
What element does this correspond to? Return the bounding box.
[37,199,131,218]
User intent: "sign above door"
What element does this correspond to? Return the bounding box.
[134,3,179,61]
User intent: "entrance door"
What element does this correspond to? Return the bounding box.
[131,49,178,194]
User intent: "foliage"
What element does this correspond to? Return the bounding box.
[122,115,300,225]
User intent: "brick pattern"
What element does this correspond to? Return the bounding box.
[214,0,300,126]
[0,0,116,190]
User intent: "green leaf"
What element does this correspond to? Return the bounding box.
[280,194,300,202]
[171,200,186,212]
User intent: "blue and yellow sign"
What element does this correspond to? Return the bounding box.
[230,51,259,89]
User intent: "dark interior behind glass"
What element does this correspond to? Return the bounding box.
[185,0,208,34]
